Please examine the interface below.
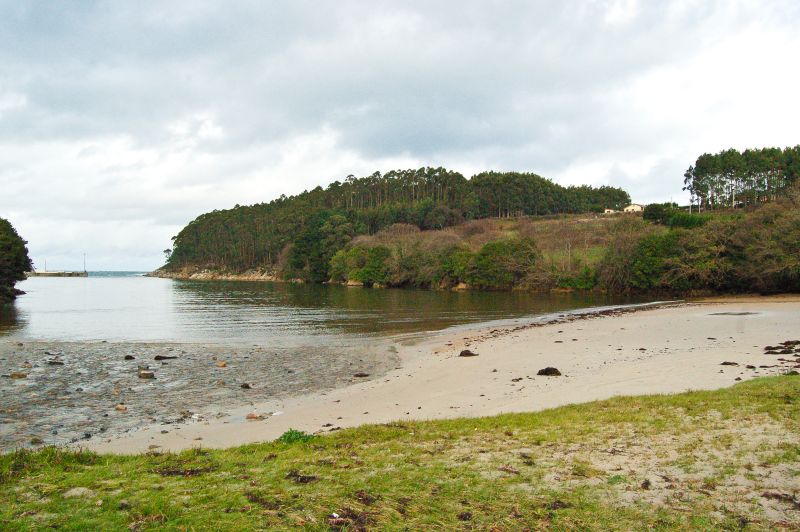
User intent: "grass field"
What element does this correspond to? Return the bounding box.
[2,376,798,530]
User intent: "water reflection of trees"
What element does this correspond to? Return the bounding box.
[169,280,638,336]
[0,304,23,336]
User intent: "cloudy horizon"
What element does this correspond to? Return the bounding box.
[2,0,799,271]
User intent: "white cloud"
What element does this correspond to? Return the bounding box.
[0,91,27,116]
[602,0,639,25]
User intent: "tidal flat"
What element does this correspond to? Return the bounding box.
[0,340,398,451]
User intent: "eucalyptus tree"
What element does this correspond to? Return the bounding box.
[684,146,800,210]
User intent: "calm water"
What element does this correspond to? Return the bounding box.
[1,273,651,346]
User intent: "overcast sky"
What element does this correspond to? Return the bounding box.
[1,1,798,271]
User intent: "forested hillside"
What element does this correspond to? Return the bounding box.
[0,217,32,302]
[683,145,800,210]
[331,188,800,294]
[163,168,630,281]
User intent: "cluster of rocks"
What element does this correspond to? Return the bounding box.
[764,340,800,375]
[763,340,800,356]
[720,339,800,378]
[450,302,677,353]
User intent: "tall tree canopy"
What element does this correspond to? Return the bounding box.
[0,217,33,302]
[683,146,800,210]
[165,167,630,281]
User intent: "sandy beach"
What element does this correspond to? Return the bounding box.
[81,296,799,454]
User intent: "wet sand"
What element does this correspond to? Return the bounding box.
[0,340,398,450]
[75,296,800,455]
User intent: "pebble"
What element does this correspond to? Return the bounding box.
[537,367,562,376]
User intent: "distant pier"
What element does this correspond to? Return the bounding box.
[25,271,88,278]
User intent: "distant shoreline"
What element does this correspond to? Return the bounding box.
[149,268,800,302]
[25,271,87,278]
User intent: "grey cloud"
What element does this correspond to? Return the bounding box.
[1,0,799,269]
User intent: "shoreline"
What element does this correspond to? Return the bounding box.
[82,295,800,455]
[149,267,800,301]
[147,269,280,282]
[0,298,684,452]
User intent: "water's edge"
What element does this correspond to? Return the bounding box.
[1,299,681,452]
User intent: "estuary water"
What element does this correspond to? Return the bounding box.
[2,273,649,345]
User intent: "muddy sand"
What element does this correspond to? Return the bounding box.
[62,296,800,454]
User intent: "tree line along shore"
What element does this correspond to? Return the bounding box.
[160,146,800,295]
[0,217,32,303]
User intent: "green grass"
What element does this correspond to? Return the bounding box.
[2,376,799,530]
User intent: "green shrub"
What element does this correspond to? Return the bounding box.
[276,429,315,444]
[557,265,597,290]
[643,202,709,229]
[467,237,540,290]
[437,248,474,286]
[665,212,711,229]
[329,247,368,282]
[642,203,670,224]
[628,231,683,290]
[350,246,391,286]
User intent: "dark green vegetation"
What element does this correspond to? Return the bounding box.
[683,145,800,210]
[163,168,630,281]
[601,191,800,294]
[2,376,798,529]
[0,217,32,303]
[328,188,800,294]
[643,202,712,228]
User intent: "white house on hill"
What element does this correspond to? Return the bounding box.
[624,204,644,213]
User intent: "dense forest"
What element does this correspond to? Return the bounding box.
[0,217,32,303]
[164,168,630,281]
[683,145,800,210]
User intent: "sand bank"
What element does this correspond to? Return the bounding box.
[86,297,800,454]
